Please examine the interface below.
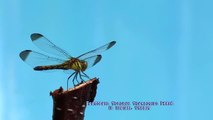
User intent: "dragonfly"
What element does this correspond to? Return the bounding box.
[19,33,116,89]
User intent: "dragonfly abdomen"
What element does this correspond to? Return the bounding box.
[34,64,66,71]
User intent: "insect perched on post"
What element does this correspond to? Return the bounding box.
[19,33,116,89]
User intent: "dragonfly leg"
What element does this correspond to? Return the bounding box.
[79,72,85,83]
[67,72,76,90]
[81,71,90,80]
[73,72,79,86]
[76,72,81,84]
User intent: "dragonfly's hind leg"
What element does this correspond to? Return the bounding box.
[67,72,76,89]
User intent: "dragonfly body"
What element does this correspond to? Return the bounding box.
[20,33,116,88]
[34,58,88,72]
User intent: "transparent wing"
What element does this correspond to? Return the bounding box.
[31,33,72,59]
[84,55,102,69]
[77,41,116,60]
[19,50,66,69]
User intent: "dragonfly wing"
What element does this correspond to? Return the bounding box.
[19,50,66,69]
[84,55,102,69]
[31,33,72,59]
[77,41,116,60]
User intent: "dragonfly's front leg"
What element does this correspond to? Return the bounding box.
[79,71,86,83]
[81,71,90,80]
[73,72,80,86]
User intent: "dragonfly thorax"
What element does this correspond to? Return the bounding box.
[65,58,87,72]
